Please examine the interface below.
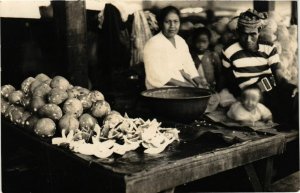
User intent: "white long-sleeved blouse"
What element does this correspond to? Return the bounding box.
[143,32,199,89]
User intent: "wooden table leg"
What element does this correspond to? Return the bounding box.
[263,157,274,191]
[244,163,263,191]
[159,187,175,193]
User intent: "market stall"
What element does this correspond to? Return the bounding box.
[2,110,298,193]
[1,1,299,192]
[1,73,299,193]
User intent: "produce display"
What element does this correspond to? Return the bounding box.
[1,74,180,158]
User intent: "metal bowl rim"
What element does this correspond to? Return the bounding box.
[141,87,212,100]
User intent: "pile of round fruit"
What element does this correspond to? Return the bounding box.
[1,74,179,157]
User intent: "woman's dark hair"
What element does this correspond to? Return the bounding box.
[192,27,212,42]
[158,6,181,29]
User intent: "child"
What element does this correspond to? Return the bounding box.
[190,27,222,90]
[227,87,273,126]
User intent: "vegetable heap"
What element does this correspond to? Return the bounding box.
[1,73,179,157]
[53,114,179,157]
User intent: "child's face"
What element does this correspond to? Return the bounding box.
[195,34,210,53]
[241,89,260,111]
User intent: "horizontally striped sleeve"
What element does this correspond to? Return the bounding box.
[221,50,231,68]
[268,46,280,67]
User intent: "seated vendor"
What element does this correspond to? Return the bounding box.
[143,6,207,89]
[220,9,298,127]
[227,86,273,126]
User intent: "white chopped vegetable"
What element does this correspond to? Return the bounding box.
[52,113,180,158]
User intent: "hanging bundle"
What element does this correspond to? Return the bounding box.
[130,11,153,66]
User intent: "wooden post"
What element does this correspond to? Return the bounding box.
[52,0,89,88]
[263,157,274,191]
[160,188,175,193]
[254,1,275,12]
[291,1,297,25]
[206,1,216,10]
[244,163,263,192]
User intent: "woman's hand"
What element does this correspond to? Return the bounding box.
[165,78,195,87]
[192,76,210,89]
[198,78,210,89]
[180,70,198,87]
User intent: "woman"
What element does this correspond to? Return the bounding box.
[143,6,207,89]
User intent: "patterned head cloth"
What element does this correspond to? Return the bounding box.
[238,9,267,30]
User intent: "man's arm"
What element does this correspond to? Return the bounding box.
[268,47,298,97]
[218,51,232,91]
[271,66,298,97]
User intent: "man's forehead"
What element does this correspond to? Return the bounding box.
[239,27,259,34]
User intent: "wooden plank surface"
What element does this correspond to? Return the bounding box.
[1,119,288,193]
[124,134,286,193]
[260,128,299,142]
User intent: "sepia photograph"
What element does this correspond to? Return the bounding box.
[1,0,299,192]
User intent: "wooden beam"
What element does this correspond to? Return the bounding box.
[52,1,89,88]
[244,163,263,191]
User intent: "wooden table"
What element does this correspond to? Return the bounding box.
[2,119,298,193]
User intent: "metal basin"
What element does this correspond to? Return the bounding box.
[141,87,212,122]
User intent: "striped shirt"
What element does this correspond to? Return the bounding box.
[222,41,280,89]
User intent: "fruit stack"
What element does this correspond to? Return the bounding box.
[1,74,180,157]
[1,73,110,138]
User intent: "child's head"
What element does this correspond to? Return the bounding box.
[241,87,261,111]
[192,27,211,54]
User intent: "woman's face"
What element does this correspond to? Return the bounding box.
[162,12,180,39]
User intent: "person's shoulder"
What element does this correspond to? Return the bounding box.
[175,34,191,51]
[144,33,163,49]
[223,40,239,51]
[229,101,243,111]
[189,48,198,58]
[222,40,241,59]
[146,33,162,43]
[227,101,246,119]
[175,34,188,45]
[258,40,277,55]
[258,40,274,47]
[257,103,271,112]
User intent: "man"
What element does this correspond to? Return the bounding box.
[221,9,298,128]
